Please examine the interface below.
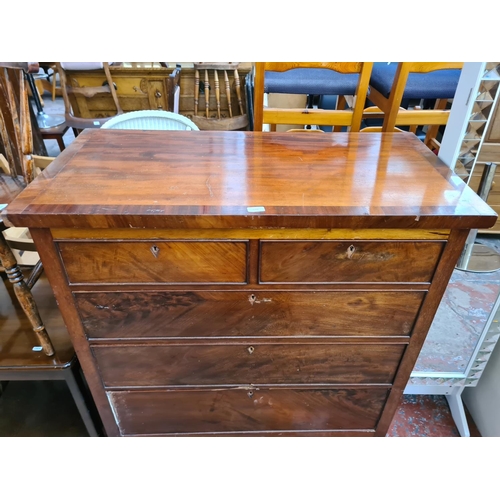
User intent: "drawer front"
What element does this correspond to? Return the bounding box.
[76,290,425,339]
[58,240,248,284]
[108,388,390,435]
[260,240,444,283]
[93,343,405,387]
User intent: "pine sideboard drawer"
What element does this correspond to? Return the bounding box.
[108,387,391,435]
[75,290,425,339]
[260,240,444,283]
[92,343,406,387]
[57,240,248,284]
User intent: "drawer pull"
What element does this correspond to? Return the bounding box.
[247,346,255,354]
[150,245,160,258]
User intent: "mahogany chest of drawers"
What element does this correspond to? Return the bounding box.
[5,130,496,436]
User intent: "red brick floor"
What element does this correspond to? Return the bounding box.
[387,395,481,437]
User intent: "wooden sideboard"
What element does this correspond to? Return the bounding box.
[63,62,252,124]
[4,131,496,437]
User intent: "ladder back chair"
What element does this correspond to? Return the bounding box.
[253,62,373,132]
[192,63,248,130]
[56,62,123,134]
[367,62,463,148]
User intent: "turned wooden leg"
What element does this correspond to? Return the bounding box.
[194,69,199,116]
[204,70,210,119]
[224,70,232,118]
[214,70,221,120]
[0,228,55,356]
[234,69,244,115]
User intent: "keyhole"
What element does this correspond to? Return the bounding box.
[347,245,356,259]
[151,245,160,258]
[247,346,255,354]
[247,391,254,398]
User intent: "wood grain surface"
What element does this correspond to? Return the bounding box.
[108,387,390,435]
[58,240,248,284]
[260,240,443,283]
[92,343,405,387]
[75,290,424,339]
[4,131,496,229]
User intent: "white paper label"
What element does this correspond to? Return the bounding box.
[247,206,266,213]
[32,346,43,352]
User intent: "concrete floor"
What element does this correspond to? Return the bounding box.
[0,380,88,437]
[0,85,491,437]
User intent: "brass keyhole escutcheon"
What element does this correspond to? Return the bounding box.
[247,391,254,398]
[150,245,160,258]
[347,244,356,259]
[247,346,255,354]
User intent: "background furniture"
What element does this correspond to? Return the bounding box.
[4,130,495,437]
[253,62,373,132]
[0,252,101,437]
[0,64,101,436]
[101,110,199,130]
[57,62,124,133]
[61,63,252,126]
[191,63,248,131]
[1,215,53,356]
[440,62,500,233]
[404,62,500,436]
[367,62,463,150]
[405,253,500,437]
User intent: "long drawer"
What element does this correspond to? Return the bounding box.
[57,240,248,284]
[260,240,444,283]
[108,387,390,435]
[92,343,406,387]
[75,290,425,339]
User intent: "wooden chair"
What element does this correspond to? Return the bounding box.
[367,62,463,149]
[0,63,65,356]
[191,63,248,130]
[253,62,373,132]
[0,63,101,435]
[56,62,123,134]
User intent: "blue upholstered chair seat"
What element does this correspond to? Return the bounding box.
[370,62,461,100]
[264,68,360,95]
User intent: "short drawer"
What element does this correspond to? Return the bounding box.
[76,290,425,339]
[260,240,444,283]
[108,387,390,435]
[92,343,405,387]
[57,240,248,284]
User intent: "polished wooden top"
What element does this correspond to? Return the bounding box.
[4,130,497,229]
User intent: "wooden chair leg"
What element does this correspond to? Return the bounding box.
[204,70,210,119]
[424,98,448,148]
[51,66,57,101]
[224,70,232,118]
[194,69,199,116]
[234,69,244,115]
[0,229,55,356]
[25,259,44,290]
[56,135,65,151]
